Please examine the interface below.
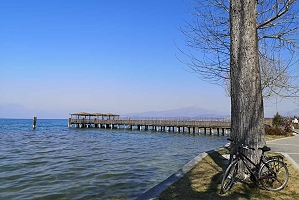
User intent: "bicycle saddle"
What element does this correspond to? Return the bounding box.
[259,146,271,152]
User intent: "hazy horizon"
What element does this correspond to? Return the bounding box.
[0,103,298,119]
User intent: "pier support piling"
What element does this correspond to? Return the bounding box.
[67,115,231,137]
[32,116,37,129]
[68,118,72,128]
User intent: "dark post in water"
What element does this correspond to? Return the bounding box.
[68,118,72,128]
[32,116,37,129]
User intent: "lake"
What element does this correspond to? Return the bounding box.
[0,119,227,199]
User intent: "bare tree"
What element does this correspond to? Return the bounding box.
[180,0,299,100]
[230,0,265,165]
[180,0,299,166]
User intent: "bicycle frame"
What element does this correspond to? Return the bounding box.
[233,145,267,181]
[221,139,289,193]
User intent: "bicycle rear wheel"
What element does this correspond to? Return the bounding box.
[259,159,289,191]
[221,160,238,194]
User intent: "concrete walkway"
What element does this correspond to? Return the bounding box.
[267,133,299,170]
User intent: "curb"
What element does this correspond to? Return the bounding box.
[135,149,219,200]
[267,134,299,170]
[280,153,299,171]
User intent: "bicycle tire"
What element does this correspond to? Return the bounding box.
[259,159,289,191]
[221,160,238,194]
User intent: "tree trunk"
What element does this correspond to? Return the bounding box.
[230,0,266,165]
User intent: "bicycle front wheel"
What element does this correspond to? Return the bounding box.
[259,159,289,191]
[221,160,238,194]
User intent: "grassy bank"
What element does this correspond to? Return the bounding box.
[156,137,299,200]
[265,134,294,141]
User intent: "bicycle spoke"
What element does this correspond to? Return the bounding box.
[221,160,238,194]
[259,160,289,191]
[223,139,289,193]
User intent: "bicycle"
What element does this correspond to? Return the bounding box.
[220,138,289,194]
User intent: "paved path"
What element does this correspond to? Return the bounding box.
[267,133,299,170]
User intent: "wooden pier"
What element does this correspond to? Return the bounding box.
[68,112,231,136]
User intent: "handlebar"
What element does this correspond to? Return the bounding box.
[227,138,255,151]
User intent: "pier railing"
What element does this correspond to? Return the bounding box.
[68,118,231,135]
[69,118,231,128]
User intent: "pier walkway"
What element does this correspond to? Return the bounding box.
[68,113,231,135]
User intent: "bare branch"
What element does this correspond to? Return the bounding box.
[257,0,294,29]
[180,0,299,99]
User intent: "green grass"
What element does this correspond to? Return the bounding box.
[156,138,299,200]
[265,134,293,141]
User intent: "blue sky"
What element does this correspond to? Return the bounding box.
[0,0,297,118]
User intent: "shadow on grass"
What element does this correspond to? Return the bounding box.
[155,150,280,200]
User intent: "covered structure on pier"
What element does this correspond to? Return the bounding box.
[69,112,120,128]
[70,112,120,120]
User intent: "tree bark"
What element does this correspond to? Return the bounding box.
[230,0,266,163]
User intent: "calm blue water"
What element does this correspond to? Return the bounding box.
[0,119,227,199]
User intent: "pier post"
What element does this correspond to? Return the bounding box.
[32,116,37,129]
[68,118,72,128]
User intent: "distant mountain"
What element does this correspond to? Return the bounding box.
[125,106,230,119]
